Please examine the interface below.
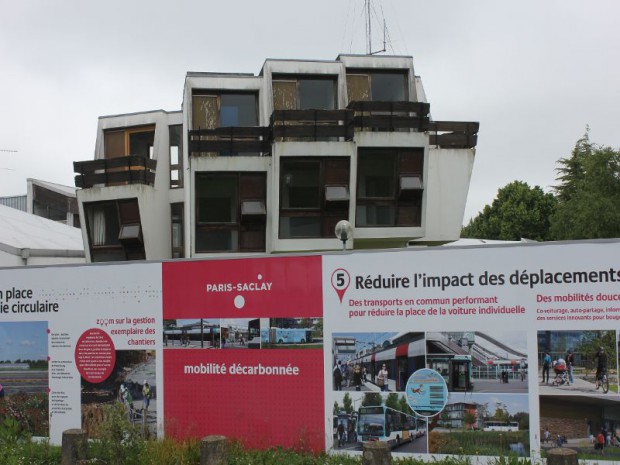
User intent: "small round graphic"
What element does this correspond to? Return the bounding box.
[75,328,116,384]
[331,268,350,303]
[234,295,245,309]
[405,368,448,417]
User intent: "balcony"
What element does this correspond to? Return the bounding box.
[73,156,156,188]
[428,121,479,149]
[348,101,430,132]
[189,126,271,156]
[270,109,354,141]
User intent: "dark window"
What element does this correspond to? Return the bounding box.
[171,203,184,259]
[273,77,336,110]
[84,199,145,262]
[195,172,266,253]
[346,71,408,103]
[279,157,350,238]
[356,149,423,227]
[192,92,258,129]
[104,126,155,158]
[298,79,336,110]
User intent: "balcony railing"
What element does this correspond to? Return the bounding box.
[270,109,354,141]
[348,101,430,132]
[189,126,271,156]
[73,156,156,188]
[428,121,479,149]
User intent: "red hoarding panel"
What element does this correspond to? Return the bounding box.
[164,348,325,451]
[163,256,322,319]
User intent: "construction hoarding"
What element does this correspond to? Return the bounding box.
[0,240,619,459]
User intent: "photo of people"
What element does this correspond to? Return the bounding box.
[0,321,49,437]
[331,391,428,454]
[538,330,618,394]
[163,319,220,348]
[426,331,528,393]
[220,319,253,349]
[540,394,620,460]
[81,349,157,437]
[332,332,425,392]
[429,393,529,456]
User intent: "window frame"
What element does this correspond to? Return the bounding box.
[194,172,266,253]
[356,148,423,228]
[278,157,350,239]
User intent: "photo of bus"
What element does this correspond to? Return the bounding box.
[483,421,519,432]
[261,327,313,344]
[357,405,425,448]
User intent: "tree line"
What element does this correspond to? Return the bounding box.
[461,130,620,241]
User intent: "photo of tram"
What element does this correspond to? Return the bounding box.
[332,332,425,392]
[426,331,528,393]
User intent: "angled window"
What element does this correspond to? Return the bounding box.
[356,148,423,227]
[195,172,266,252]
[279,157,350,238]
[84,198,145,262]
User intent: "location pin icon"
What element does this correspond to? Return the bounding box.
[331,268,350,303]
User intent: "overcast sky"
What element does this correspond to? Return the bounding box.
[1,0,619,223]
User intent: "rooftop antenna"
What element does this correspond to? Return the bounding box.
[364,0,387,55]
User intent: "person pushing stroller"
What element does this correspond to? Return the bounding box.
[552,357,569,386]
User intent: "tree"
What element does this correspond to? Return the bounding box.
[362,393,383,407]
[342,393,353,414]
[461,181,557,241]
[385,393,400,411]
[550,132,620,239]
[333,401,340,415]
[463,411,477,430]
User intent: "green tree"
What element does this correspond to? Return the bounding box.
[343,393,353,414]
[512,412,529,430]
[362,393,383,407]
[461,181,557,241]
[333,401,340,415]
[550,133,620,239]
[385,393,400,411]
[463,411,476,430]
[398,395,414,416]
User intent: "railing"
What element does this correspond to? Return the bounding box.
[348,101,430,132]
[270,109,354,141]
[189,126,271,156]
[73,156,156,188]
[428,121,479,149]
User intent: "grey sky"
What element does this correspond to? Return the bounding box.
[1,0,619,223]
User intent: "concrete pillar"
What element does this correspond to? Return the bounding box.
[200,435,227,465]
[61,429,88,465]
[362,440,391,465]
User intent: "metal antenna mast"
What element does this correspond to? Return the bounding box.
[364,0,387,55]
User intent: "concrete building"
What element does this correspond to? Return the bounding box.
[0,204,85,267]
[0,179,79,227]
[73,54,479,262]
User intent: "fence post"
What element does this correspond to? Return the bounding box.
[200,435,227,465]
[547,447,579,465]
[362,440,391,465]
[61,428,88,465]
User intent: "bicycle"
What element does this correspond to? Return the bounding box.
[596,368,609,394]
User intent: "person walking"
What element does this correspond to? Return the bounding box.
[377,364,389,392]
[542,351,551,383]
